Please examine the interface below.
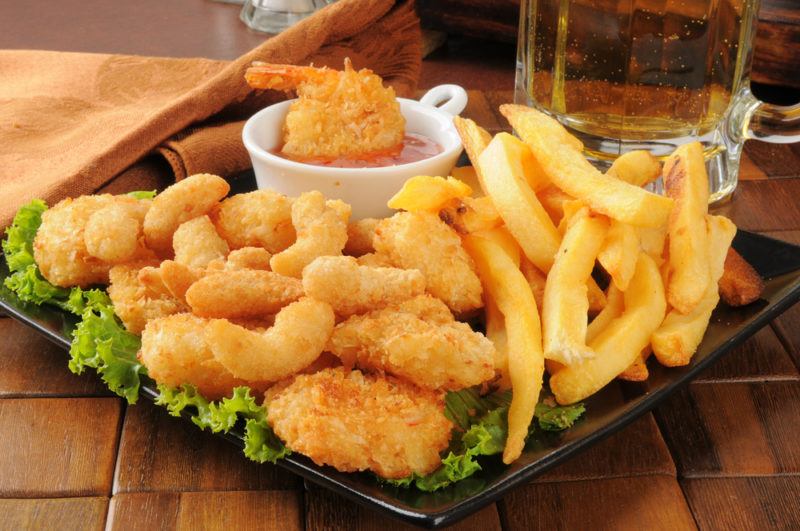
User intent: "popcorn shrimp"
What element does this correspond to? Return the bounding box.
[205,297,335,382]
[139,313,250,400]
[266,367,452,479]
[327,295,496,391]
[374,211,483,315]
[245,59,405,161]
[34,195,122,287]
[185,270,303,319]
[143,173,230,256]
[269,191,350,278]
[172,215,229,269]
[84,198,152,264]
[211,190,295,254]
[302,255,425,317]
[108,261,186,334]
[344,218,379,257]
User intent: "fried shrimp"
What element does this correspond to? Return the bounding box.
[211,190,295,254]
[138,260,199,304]
[139,313,250,400]
[205,297,335,381]
[302,255,426,317]
[185,269,303,319]
[266,367,452,479]
[173,215,230,269]
[108,261,186,334]
[344,218,379,257]
[34,194,124,287]
[245,59,405,161]
[374,211,483,315]
[327,295,496,391]
[269,191,350,278]
[84,198,152,264]
[143,173,230,256]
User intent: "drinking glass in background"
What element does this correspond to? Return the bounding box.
[240,0,332,33]
[514,0,800,203]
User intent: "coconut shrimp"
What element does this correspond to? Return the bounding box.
[245,59,405,161]
[266,367,452,479]
[205,297,335,382]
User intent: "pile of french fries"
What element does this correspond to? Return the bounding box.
[388,104,763,463]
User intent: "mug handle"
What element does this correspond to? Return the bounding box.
[740,87,800,144]
[419,85,468,116]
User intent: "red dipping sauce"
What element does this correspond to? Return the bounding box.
[275,133,443,168]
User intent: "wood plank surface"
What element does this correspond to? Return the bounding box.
[500,475,697,531]
[713,178,800,232]
[682,477,800,530]
[304,483,502,530]
[0,497,108,531]
[0,398,122,496]
[114,400,299,493]
[693,326,798,382]
[107,491,303,531]
[655,382,800,476]
[0,318,111,398]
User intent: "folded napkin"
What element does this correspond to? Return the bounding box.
[0,0,421,227]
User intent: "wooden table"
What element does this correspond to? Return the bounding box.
[2,1,800,529]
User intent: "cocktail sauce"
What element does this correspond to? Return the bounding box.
[276,133,442,168]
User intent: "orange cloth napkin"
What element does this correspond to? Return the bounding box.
[0,0,420,227]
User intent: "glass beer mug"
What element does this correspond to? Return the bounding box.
[515,0,800,202]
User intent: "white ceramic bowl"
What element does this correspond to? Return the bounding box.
[242,84,468,219]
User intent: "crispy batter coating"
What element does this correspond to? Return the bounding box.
[270,191,350,278]
[327,295,496,390]
[173,215,230,269]
[245,60,405,161]
[211,190,295,254]
[138,260,199,305]
[143,174,230,256]
[374,211,483,314]
[108,262,186,334]
[344,218,379,257]
[356,252,394,268]
[84,198,152,265]
[719,248,764,306]
[33,195,121,287]
[302,256,425,317]
[139,313,250,400]
[266,368,452,479]
[206,298,335,381]
[186,270,303,319]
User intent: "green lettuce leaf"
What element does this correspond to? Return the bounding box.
[69,298,145,403]
[3,199,47,272]
[535,399,586,431]
[155,384,290,464]
[127,190,157,200]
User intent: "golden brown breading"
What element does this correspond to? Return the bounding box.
[245,60,405,161]
[270,191,350,278]
[139,313,251,400]
[327,295,496,391]
[718,248,764,306]
[185,270,303,319]
[211,190,295,254]
[108,261,186,334]
[301,255,425,317]
[172,215,230,269]
[84,198,152,265]
[266,368,452,479]
[374,211,483,314]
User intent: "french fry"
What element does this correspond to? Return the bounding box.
[439,196,503,235]
[485,296,511,390]
[587,277,608,314]
[597,220,640,291]
[462,231,544,464]
[451,166,483,195]
[387,175,472,212]
[520,256,546,310]
[607,150,661,187]
[618,347,651,382]
[477,133,562,272]
[500,104,673,228]
[538,185,574,226]
[652,215,737,367]
[550,254,667,404]
[663,141,711,314]
[719,248,764,306]
[453,116,492,188]
[542,207,609,364]
[638,224,668,265]
[585,284,624,344]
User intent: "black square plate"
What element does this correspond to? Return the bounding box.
[2,227,799,528]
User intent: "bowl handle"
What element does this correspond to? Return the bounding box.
[418,84,468,116]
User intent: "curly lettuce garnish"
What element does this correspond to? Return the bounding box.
[155,384,290,464]
[387,387,584,491]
